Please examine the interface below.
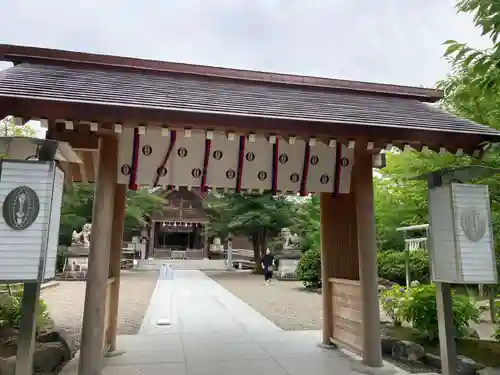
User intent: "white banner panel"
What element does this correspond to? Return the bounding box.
[276,138,306,193]
[205,132,240,189]
[240,136,273,191]
[306,141,336,194]
[115,130,355,194]
[337,145,355,194]
[167,129,206,188]
[135,127,171,186]
[117,127,134,185]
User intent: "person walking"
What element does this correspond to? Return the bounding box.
[261,248,276,285]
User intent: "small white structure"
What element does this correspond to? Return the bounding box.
[428,183,497,284]
[396,224,429,288]
[209,237,224,254]
[0,160,64,281]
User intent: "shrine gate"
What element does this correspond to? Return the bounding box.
[1,44,499,375]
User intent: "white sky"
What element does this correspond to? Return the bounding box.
[0,0,492,137]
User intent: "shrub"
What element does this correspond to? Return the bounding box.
[296,247,321,288]
[0,286,49,331]
[494,300,500,342]
[398,283,480,342]
[377,250,430,285]
[380,285,408,326]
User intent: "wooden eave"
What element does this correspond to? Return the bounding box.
[0,44,499,163]
[0,44,442,101]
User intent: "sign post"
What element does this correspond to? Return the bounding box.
[414,166,499,375]
[0,137,81,375]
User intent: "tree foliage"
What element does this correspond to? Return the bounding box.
[205,192,298,270]
[442,1,500,94]
[59,184,164,245]
[374,150,471,250]
[295,247,321,288]
[286,196,320,252]
[0,117,37,137]
[297,2,500,283]
[377,250,430,285]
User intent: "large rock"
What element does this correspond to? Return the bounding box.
[38,330,72,357]
[34,341,69,373]
[456,355,485,375]
[0,328,18,358]
[380,327,398,355]
[425,353,485,375]
[0,329,72,375]
[0,328,18,345]
[463,327,480,339]
[378,278,396,290]
[391,340,425,361]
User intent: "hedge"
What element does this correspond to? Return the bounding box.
[377,249,430,285]
[297,248,431,288]
[296,247,321,288]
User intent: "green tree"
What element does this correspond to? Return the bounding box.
[441,1,500,92]
[59,183,164,245]
[375,150,470,251]
[408,4,500,302]
[287,196,320,252]
[0,116,37,137]
[205,192,298,271]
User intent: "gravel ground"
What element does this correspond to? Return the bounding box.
[205,270,323,330]
[207,270,496,339]
[41,270,158,351]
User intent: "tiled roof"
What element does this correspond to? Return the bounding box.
[0,63,499,138]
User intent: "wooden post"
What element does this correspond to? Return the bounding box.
[15,282,41,375]
[203,225,209,259]
[78,135,118,375]
[148,220,155,259]
[108,183,127,352]
[319,193,334,345]
[227,233,233,270]
[320,192,360,347]
[355,150,383,368]
[436,282,457,375]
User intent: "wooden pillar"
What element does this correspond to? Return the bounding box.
[78,135,118,375]
[203,225,209,259]
[108,183,127,352]
[320,191,359,346]
[320,193,334,345]
[148,220,155,258]
[355,150,383,368]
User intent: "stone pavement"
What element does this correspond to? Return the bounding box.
[137,258,227,271]
[101,268,417,375]
[139,268,281,335]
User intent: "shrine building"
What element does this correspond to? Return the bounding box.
[148,187,210,260]
[145,186,251,260]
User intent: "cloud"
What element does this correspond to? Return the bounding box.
[0,0,491,87]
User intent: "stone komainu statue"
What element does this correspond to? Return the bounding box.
[280,227,301,250]
[72,223,92,245]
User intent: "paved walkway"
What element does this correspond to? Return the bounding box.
[102,269,378,375]
[137,258,228,271]
[55,264,433,375]
[139,269,281,335]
